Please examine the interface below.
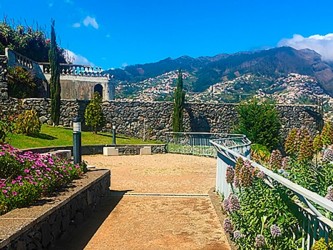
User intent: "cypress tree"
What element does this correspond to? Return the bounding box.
[49,20,61,125]
[172,69,185,132]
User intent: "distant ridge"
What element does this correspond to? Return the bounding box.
[104,46,333,99]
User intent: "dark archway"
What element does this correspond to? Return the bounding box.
[94,84,103,97]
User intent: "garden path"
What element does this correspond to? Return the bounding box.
[51,154,230,250]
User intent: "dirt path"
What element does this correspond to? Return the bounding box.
[52,154,230,250]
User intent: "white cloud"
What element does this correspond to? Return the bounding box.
[83,16,99,29]
[278,33,333,61]
[64,49,94,66]
[64,0,74,4]
[121,62,128,69]
[72,22,81,28]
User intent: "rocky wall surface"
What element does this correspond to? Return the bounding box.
[0,98,322,141]
[0,56,8,100]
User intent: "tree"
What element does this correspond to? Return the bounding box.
[235,98,281,151]
[49,20,61,126]
[172,69,185,132]
[85,92,105,133]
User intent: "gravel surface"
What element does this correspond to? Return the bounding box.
[52,154,230,250]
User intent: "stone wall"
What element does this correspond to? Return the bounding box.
[0,98,322,141]
[0,55,8,100]
[0,169,110,249]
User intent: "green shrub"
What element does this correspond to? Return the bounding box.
[7,66,37,98]
[0,152,25,178]
[0,114,15,143]
[15,109,41,135]
[235,98,281,151]
[85,92,105,133]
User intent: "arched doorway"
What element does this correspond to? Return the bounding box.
[94,84,103,98]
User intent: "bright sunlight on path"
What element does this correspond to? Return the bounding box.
[52,154,230,250]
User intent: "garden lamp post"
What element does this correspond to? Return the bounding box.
[112,124,116,145]
[73,117,82,164]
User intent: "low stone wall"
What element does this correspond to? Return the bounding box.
[22,144,167,155]
[0,169,110,249]
[0,98,322,141]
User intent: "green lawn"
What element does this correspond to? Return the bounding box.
[7,125,162,149]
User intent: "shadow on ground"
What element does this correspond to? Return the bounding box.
[50,189,131,250]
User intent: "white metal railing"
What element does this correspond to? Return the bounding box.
[210,138,333,249]
[165,132,249,157]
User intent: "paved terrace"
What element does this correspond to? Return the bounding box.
[52,154,230,250]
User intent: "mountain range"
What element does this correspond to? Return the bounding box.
[104,46,333,104]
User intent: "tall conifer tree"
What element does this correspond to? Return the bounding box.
[172,69,185,132]
[49,20,61,125]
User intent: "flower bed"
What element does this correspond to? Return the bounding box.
[0,144,85,215]
[220,126,333,249]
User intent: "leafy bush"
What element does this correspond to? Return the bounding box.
[85,92,105,133]
[15,109,41,135]
[0,113,15,143]
[7,66,37,98]
[0,144,84,215]
[235,98,281,151]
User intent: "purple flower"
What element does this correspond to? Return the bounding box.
[12,191,17,196]
[255,234,266,248]
[281,157,290,170]
[256,171,265,179]
[233,230,243,240]
[226,166,235,184]
[222,199,230,212]
[2,189,8,194]
[228,194,240,212]
[223,218,234,234]
[233,176,240,188]
[270,224,282,238]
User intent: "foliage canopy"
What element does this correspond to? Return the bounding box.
[235,98,281,151]
[84,92,105,133]
[172,69,185,132]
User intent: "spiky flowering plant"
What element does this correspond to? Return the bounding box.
[0,144,84,215]
[269,149,282,170]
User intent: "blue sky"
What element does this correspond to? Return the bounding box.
[1,0,333,69]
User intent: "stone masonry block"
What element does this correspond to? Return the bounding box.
[103,147,118,156]
[140,146,152,155]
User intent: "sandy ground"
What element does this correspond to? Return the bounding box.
[52,154,230,250]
